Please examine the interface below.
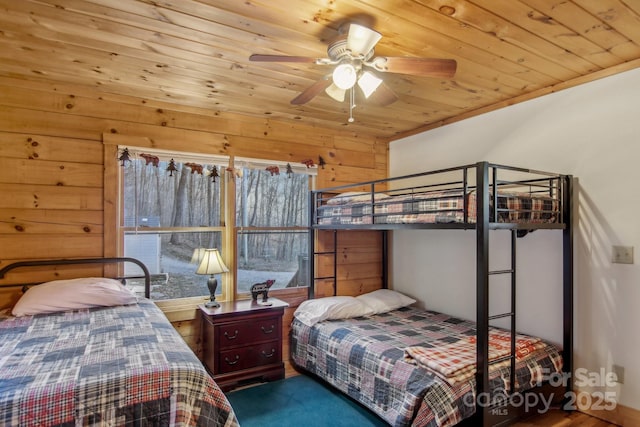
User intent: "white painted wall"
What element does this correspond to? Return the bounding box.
[389,67,640,410]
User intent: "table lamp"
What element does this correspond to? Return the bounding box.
[196,248,229,308]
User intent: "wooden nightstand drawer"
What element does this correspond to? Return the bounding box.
[217,341,281,374]
[217,316,281,349]
[199,298,288,391]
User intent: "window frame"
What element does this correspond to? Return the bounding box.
[112,143,232,304]
[103,136,316,305]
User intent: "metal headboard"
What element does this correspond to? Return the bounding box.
[0,257,151,298]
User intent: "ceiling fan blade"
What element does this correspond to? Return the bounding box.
[250,54,318,63]
[347,23,382,57]
[366,81,399,106]
[372,57,457,78]
[291,77,333,105]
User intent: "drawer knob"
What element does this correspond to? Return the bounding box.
[225,355,240,365]
[261,325,275,334]
[261,349,276,358]
[224,330,239,340]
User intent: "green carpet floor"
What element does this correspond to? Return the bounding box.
[226,374,388,427]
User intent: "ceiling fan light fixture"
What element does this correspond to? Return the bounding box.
[325,83,346,102]
[347,23,382,57]
[357,71,383,98]
[332,63,357,90]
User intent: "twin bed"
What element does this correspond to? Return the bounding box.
[292,161,573,427]
[0,258,238,427]
[290,294,564,427]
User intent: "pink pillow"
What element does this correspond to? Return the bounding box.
[12,277,138,317]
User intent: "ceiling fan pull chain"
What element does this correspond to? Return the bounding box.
[348,88,355,123]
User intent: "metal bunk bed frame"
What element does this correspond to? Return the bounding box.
[308,161,573,426]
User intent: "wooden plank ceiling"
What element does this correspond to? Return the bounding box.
[1,0,640,139]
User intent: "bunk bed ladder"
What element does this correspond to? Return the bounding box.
[485,230,518,422]
[309,229,339,298]
[476,162,519,426]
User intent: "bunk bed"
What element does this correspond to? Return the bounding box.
[0,257,239,427]
[291,161,573,427]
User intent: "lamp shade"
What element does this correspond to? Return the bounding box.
[332,63,357,90]
[325,83,346,102]
[357,71,383,98]
[190,247,206,264]
[196,249,229,275]
[346,23,382,57]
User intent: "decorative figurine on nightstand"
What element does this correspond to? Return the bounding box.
[250,279,275,306]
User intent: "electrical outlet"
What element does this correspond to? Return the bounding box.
[612,246,634,264]
[612,364,625,384]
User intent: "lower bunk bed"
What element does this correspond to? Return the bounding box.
[0,257,239,427]
[290,291,564,427]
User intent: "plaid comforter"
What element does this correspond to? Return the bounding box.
[0,300,238,427]
[404,329,550,386]
[291,307,562,427]
[316,190,558,226]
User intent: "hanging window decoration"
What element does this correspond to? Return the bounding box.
[301,159,315,168]
[209,165,219,182]
[166,158,177,176]
[318,156,326,169]
[286,163,293,178]
[185,162,204,174]
[266,165,280,176]
[118,147,131,167]
[140,153,160,167]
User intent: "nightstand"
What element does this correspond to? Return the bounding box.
[199,298,288,391]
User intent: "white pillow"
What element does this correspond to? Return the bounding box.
[12,277,139,317]
[325,191,390,205]
[356,289,416,314]
[294,296,374,327]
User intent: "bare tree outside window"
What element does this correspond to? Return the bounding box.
[122,158,223,300]
[236,168,310,293]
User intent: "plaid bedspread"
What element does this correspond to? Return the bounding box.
[316,190,558,226]
[0,300,238,427]
[291,307,562,427]
[404,329,548,386]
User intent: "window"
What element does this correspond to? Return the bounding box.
[235,161,314,294]
[118,147,228,301]
[116,147,316,302]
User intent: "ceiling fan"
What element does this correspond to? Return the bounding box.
[250,23,457,122]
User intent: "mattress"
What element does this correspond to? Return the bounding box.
[315,189,559,226]
[290,306,562,427]
[0,299,239,427]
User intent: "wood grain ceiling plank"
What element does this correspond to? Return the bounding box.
[575,0,640,43]
[15,0,267,70]
[521,0,640,61]
[4,0,374,112]
[0,11,324,104]
[423,0,594,75]
[470,0,623,70]
[351,0,574,83]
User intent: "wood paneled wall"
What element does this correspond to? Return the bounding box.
[0,76,387,358]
